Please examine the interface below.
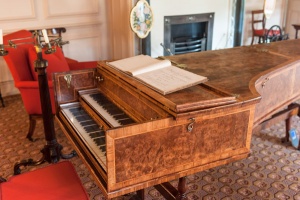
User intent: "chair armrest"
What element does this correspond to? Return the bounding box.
[14,81,55,114]
[65,57,79,65]
[65,57,97,70]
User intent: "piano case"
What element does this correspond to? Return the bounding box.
[53,62,258,199]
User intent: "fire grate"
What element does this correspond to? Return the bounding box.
[163,13,214,56]
[171,37,206,55]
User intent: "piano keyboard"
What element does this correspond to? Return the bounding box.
[81,92,135,127]
[61,106,107,171]
[61,92,136,172]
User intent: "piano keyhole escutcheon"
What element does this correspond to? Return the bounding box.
[261,77,269,88]
[64,74,72,88]
[187,118,195,132]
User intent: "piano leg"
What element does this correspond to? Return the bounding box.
[284,114,292,143]
[136,189,145,200]
[176,177,188,200]
[154,177,188,200]
[127,189,145,200]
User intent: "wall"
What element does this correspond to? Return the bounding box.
[149,0,233,57]
[0,0,290,97]
[243,0,287,45]
[0,0,109,97]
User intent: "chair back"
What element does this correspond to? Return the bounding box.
[252,10,266,32]
[3,30,35,82]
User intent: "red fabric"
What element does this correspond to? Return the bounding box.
[267,29,281,36]
[28,46,70,81]
[66,57,97,70]
[254,29,281,37]
[3,30,97,116]
[253,29,268,36]
[3,30,35,82]
[0,161,89,200]
[15,81,56,114]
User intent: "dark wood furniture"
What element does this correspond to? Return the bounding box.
[53,39,300,199]
[292,24,300,39]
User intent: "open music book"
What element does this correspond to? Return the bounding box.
[107,55,208,95]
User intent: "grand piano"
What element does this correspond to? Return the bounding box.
[53,39,300,199]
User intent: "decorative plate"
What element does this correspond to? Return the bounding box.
[130,0,154,39]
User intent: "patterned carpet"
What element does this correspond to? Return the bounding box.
[0,95,300,200]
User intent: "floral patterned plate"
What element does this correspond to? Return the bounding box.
[130,0,153,39]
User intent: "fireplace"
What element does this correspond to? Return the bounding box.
[163,13,214,56]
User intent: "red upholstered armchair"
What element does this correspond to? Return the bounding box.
[3,30,97,141]
[0,161,89,200]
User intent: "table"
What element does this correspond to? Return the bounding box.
[292,24,300,39]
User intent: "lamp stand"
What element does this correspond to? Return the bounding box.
[13,47,76,175]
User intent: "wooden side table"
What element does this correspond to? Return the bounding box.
[292,24,300,39]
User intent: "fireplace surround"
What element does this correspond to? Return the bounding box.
[163,13,214,56]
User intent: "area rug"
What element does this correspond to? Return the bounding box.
[0,95,299,199]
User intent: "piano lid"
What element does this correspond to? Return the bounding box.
[98,61,237,115]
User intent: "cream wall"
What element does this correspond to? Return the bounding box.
[149,0,288,57]
[0,0,110,97]
[149,0,233,57]
[0,0,289,97]
[243,0,287,45]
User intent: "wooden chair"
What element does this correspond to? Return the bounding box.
[251,10,268,45]
[0,161,89,200]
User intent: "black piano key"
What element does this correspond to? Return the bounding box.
[75,115,92,122]
[94,137,106,146]
[69,107,82,113]
[118,118,135,125]
[89,131,105,138]
[84,124,101,133]
[102,104,118,111]
[107,107,123,115]
[113,113,129,120]
[100,145,106,152]
[88,92,136,126]
[80,120,95,126]
[99,102,115,109]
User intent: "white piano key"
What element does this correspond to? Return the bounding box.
[81,94,122,127]
[61,107,107,171]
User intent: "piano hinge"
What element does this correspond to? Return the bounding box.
[64,74,72,88]
[95,75,104,82]
[187,118,195,132]
[261,77,269,88]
